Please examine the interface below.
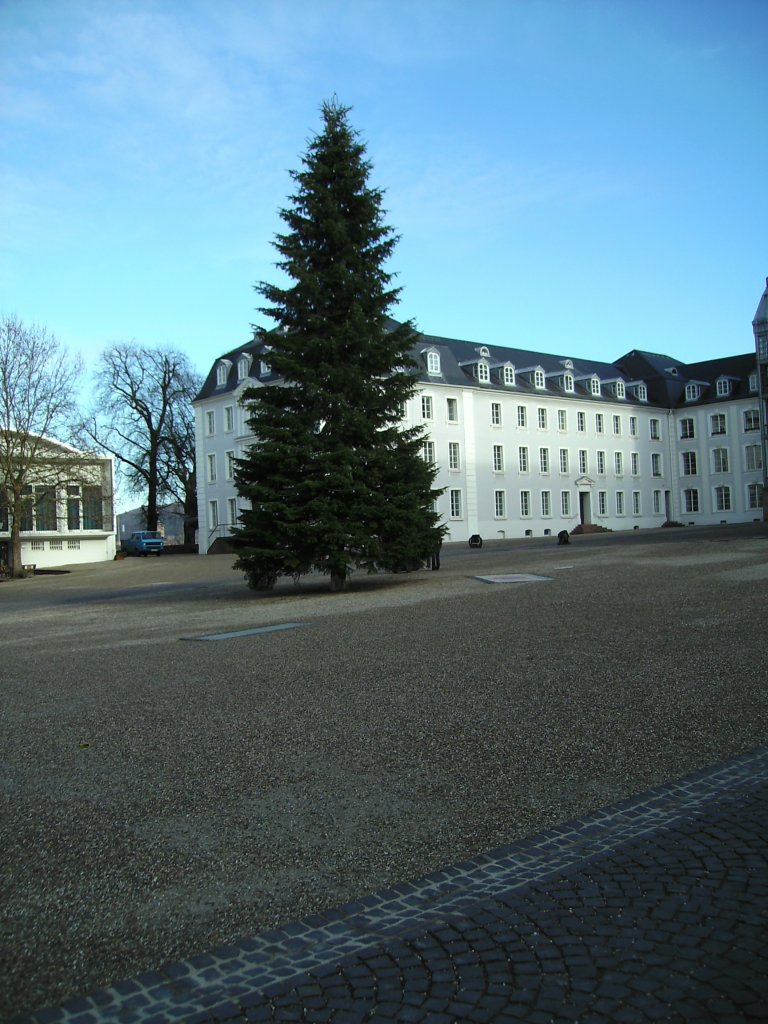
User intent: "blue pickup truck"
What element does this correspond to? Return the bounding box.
[121,531,165,557]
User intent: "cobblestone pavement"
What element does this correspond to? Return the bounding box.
[16,746,768,1024]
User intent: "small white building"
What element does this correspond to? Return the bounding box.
[192,326,764,552]
[0,437,116,569]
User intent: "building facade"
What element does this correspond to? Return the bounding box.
[0,437,116,569]
[193,326,764,553]
[753,277,768,519]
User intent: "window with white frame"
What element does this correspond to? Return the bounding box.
[537,408,547,429]
[260,358,270,376]
[578,449,588,473]
[629,416,638,436]
[748,483,764,509]
[225,406,234,432]
[561,491,571,516]
[559,448,569,473]
[616,491,625,515]
[631,452,639,476]
[209,500,219,528]
[493,444,504,472]
[446,397,458,423]
[563,374,574,393]
[613,415,622,435]
[749,372,758,392]
[205,410,215,435]
[422,440,435,463]
[207,453,217,482]
[517,405,527,427]
[744,409,760,432]
[651,452,662,477]
[650,418,660,440]
[577,411,586,432]
[491,402,502,426]
[685,383,699,401]
[237,356,250,381]
[227,497,238,525]
[595,413,604,434]
[653,490,662,514]
[710,413,726,435]
[614,381,625,399]
[503,365,516,386]
[682,451,697,475]
[635,384,648,402]
[421,395,433,420]
[426,350,440,374]
[494,490,506,518]
[713,448,729,473]
[518,446,529,472]
[632,491,641,515]
[539,447,549,473]
[684,488,699,513]
[448,442,460,470]
[541,490,551,516]
[557,409,567,431]
[477,361,490,383]
[520,490,531,517]
[450,489,463,518]
[534,369,545,389]
[216,363,229,386]
[716,378,730,397]
[597,450,606,474]
[614,451,623,475]
[225,451,235,479]
[680,417,695,439]
[590,377,601,396]
[598,491,607,515]
[746,444,762,471]
[715,485,731,511]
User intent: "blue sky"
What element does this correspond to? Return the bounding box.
[1,0,766,380]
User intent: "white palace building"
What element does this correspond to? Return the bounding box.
[194,291,767,553]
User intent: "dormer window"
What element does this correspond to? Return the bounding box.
[613,381,625,399]
[590,377,601,396]
[716,377,731,397]
[237,354,252,381]
[216,360,231,387]
[685,383,700,402]
[534,369,545,389]
[477,361,490,383]
[635,383,648,402]
[749,371,758,391]
[562,374,574,393]
[503,364,516,386]
[478,346,490,358]
[562,359,574,370]
[260,358,270,377]
[425,350,441,375]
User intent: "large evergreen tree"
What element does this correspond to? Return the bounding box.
[231,100,443,591]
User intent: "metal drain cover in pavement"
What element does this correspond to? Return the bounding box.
[183,622,309,641]
[474,573,553,584]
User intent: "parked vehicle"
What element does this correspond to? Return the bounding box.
[121,531,164,557]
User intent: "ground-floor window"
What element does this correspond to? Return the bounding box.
[520,490,531,517]
[561,491,571,516]
[747,483,763,510]
[615,491,625,515]
[683,488,699,513]
[598,491,607,516]
[494,490,506,518]
[449,489,462,519]
[714,485,731,512]
[209,500,219,528]
[632,491,641,515]
[541,490,551,517]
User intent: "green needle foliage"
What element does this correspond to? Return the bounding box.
[231,100,443,591]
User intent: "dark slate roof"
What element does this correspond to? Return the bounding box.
[753,277,768,327]
[195,322,756,411]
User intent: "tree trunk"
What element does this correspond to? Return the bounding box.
[330,569,347,592]
[10,492,24,578]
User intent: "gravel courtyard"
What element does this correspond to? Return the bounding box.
[2,524,767,1019]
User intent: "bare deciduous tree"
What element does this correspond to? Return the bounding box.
[80,344,201,534]
[0,315,84,577]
